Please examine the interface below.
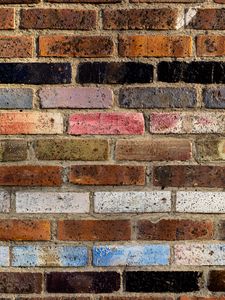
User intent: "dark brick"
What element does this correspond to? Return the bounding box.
[125,272,202,292]
[46,272,120,293]
[208,271,225,291]
[186,9,225,30]
[0,140,27,161]
[77,62,153,84]
[0,63,71,84]
[119,87,196,108]
[203,88,225,108]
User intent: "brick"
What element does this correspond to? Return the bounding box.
[176,192,225,213]
[203,88,225,108]
[208,271,225,291]
[94,191,171,213]
[119,87,196,108]
[125,272,202,292]
[20,9,96,30]
[175,244,225,265]
[103,9,178,30]
[116,138,192,161]
[0,191,10,212]
[119,35,192,57]
[18,298,90,300]
[186,9,225,30]
[0,273,42,293]
[150,112,225,134]
[0,63,71,84]
[40,36,113,58]
[0,9,14,29]
[68,113,144,135]
[46,272,120,293]
[0,0,38,2]
[0,166,62,186]
[216,220,225,239]
[47,0,120,2]
[93,245,170,266]
[130,0,203,2]
[69,165,145,185]
[34,139,109,161]
[0,112,63,134]
[0,36,32,58]
[39,87,113,108]
[196,138,225,161]
[0,220,50,241]
[179,297,225,300]
[137,219,213,240]
[12,246,88,267]
[0,247,9,266]
[197,35,225,57]
[101,298,173,300]
[16,192,89,213]
[0,140,27,161]
[0,88,33,109]
[154,165,225,188]
[57,220,131,241]
[77,62,153,84]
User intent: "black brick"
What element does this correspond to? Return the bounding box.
[208,271,225,291]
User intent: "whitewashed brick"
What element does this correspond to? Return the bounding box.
[0,191,10,213]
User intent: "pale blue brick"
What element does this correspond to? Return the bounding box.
[0,246,9,266]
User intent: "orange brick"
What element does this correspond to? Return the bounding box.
[0,36,33,58]
[197,35,225,56]
[0,9,14,29]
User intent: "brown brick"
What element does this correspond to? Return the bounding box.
[103,9,178,30]
[20,9,96,30]
[0,9,14,29]
[39,36,113,57]
[197,35,225,56]
[137,219,213,240]
[208,271,225,291]
[196,137,225,161]
[0,220,50,241]
[217,220,225,240]
[119,35,192,57]
[101,297,173,300]
[0,273,42,293]
[186,9,225,30]
[69,165,145,185]
[116,139,192,161]
[57,220,131,241]
[47,0,120,2]
[153,165,225,188]
[0,166,62,186]
[0,36,33,58]
[0,140,27,161]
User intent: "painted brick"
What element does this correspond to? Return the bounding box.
[46,272,120,293]
[208,271,225,291]
[12,246,88,267]
[119,35,192,57]
[57,220,131,241]
[103,9,178,29]
[196,138,225,161]
[94,191,171,213]
[0,220,50,241]
[197,35,225,57]
[186,9,225,30]
[0,140,27,161]
[0,191,10,212]
[119,87,196,108]
[69,165,145,185]
[150,112,225,134]
[39,87,113,108]
[154,166,225,188]
[20,9,96,30]
[115,139,192,161]
[16,192,89,213]
[93,245,170,266]
[176,191,225,213]
[34,139,109,161]
[175,244,225,265]
[0,247,9,266]
[203,88,225,108]
[0,36,33,58]
[0,9,14,29]
[68,113,144,135]
[0,88,33,109]
[0,166,62,186]
[137,219,213,240]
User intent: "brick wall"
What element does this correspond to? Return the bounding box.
[0,0,224,297]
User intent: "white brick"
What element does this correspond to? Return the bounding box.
[16,192,89,213]
[176,191,225,213]
[94,191,171,213]
[0,191,10,213]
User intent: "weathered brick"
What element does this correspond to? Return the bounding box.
[116,139,192,161]
[0,88,33,109]
[119,35,192,57]
[0,112,63,134]
[0,220,50,241]
[20,9,96,30]
[0,191,10,212]
[179,297,225,300]
[208,271,225,291]
[68,113,144,135]
[34,139,109,161]
[119,87,196,108]
[94,191,171,213]
[176,192,225,213]
[18,298,90,300]
[196,138,225,161]
[197,35,225,57]
[0,247,9,266]
[46,272,120,293]
[0,140,27,161]
[0,166,62,186]
[0,0,38,2]
[0,36,32,58]
[0,273,42,293]
[16,192,89,213]
[39,87,113,108]
[57,220,131,241]
[93,245,170,266]
[77,62,153,84]
[154,166,225,188]
[103,9,178,30]
[130,0,203,2]
[203,87,225,108]
[0,9,14,29]
[137,219,213,240]
[216,220,225,239]
[12,246,88,267]
[101,297,173,300]
[186,9,225,30]
[46,0,120,2]
[69,165,145,185]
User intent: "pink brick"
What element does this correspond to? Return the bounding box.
[39,87,113,108]
[68,112,144,135]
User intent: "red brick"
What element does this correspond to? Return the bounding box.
[186,9,225,30]
[0,36,33,58]
[197,35,225,56]
[0,9,14,29]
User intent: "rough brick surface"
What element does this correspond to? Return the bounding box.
[0,36,33,58]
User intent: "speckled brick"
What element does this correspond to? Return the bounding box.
[196,137,225,161]
[0,9,14,29]
[0,36,33,58]
[0,191,10,212]
[186,9,225,30]
[94,191,171,213]
[0,88,33,109]
[0,140,28,161]
[0,247,9,266]
[203,88,225,108]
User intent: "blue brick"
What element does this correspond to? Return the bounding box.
[93,245,170,266]
[203,88,225,108]
[0,246,9,266]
